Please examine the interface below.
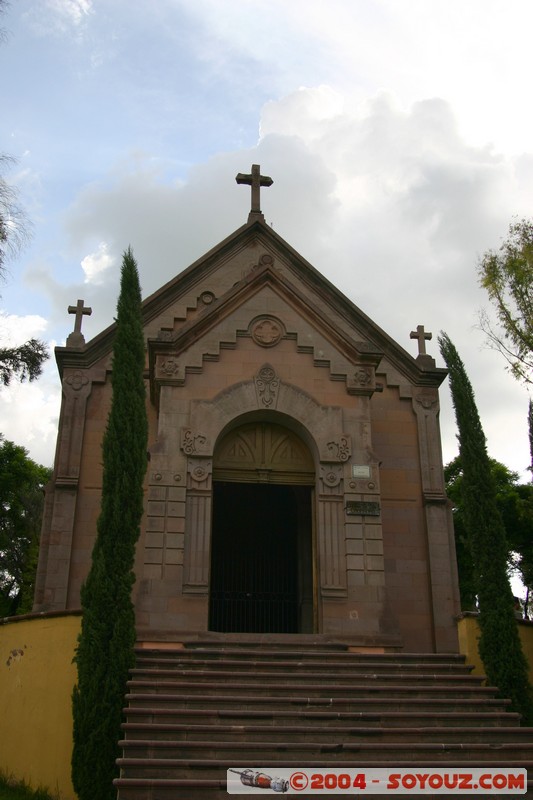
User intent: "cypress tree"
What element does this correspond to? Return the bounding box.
[527,398,533,481]
[439,332,533,723]
[72,248,148,799]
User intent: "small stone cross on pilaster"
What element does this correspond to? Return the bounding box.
[67,299,92,347]
[410,324,432,356]
[236,164,273,220]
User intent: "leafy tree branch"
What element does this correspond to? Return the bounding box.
[478,218,533,385]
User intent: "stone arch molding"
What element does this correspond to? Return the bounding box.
[181,365,351,598]
[181,365,351,465]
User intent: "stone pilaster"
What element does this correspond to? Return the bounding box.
[34,369,95,611]
[413,389,460,651]
[317,465,347,596]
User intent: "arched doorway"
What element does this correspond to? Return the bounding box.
[209,421,316,634]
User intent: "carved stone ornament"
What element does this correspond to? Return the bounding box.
[255,364,280,408]
[251,316,284,348]
[326,436,352,462]
[255,253,274,269]
[346,366,376,395]
[157,356,180,377]
[320,464,342,488]
[353,368,372,386]
[181,428,209,455]
[200,291,215,305]
[157,330,174,342]
[187,459,213,483]
[414,391,439,411]
[64,371,89,392]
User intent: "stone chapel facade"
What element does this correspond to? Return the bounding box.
[34,167,460,653]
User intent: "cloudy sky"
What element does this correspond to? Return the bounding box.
[1,0,532,481]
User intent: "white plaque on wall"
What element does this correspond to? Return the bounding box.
[352,465,371,478]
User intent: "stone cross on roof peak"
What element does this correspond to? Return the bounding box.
[236,164,273,220]
[66,299,92,347]
[410,324,432,357]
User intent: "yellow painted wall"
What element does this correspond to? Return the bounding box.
[457,613,533,684]
[0,612,80,799]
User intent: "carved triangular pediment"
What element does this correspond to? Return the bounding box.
[147,258,385,405]
[55,218,446,394]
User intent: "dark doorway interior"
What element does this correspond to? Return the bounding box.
[209,482,313,633]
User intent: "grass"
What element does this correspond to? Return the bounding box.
[0,775,58,800]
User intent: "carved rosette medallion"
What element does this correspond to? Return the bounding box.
[187,458,213,489]
[320,465,342,488]
[347,366,376,395]
[200,291,215,305]
[181,428,209,455]
[255,364,280,408]
[157,356,180,378]
[251,316,284,348]
[326,436,352,462]
[253,252,274,271]
[64,371,89,393]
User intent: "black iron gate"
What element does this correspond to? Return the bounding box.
[209,482,299,633]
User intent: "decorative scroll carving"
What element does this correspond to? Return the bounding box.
[326,436,351,462]
[251,316,284,347]
[200,291,215,305]
[254,364,280,408]
[181,428,209,455]
[156,330,174,342]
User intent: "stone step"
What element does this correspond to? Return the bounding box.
[123,705,521,727]
[136,641,466,658]
[130,665,478,682]
[117,742,533,774]
[117,646,531,800]
[126,678,496,698]
[121,721,533,744]
[114,774,533,800]
[125,690,510,713]
[137,652,473,675]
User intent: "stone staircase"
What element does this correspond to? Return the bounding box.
[114,640,533,799]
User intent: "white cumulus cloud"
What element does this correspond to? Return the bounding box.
[0,312,48,345]
[81,241,115,284]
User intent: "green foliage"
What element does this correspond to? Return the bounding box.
[445,455,533,611]
[527,398,533,472]
[0,772,57,800]
[444,457,478,611]
[439,331,533,723]
[71,248,148,800]
[0,340,48,386]
[0,437,50,616]
[478,218,533,385]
